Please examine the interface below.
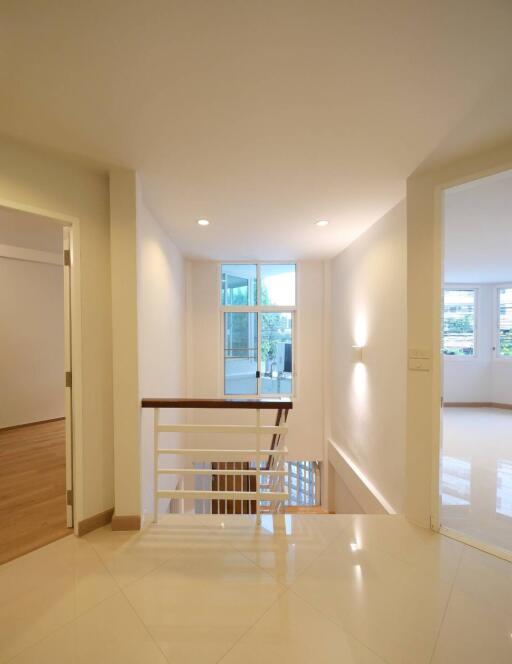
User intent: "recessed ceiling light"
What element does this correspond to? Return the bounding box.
[315,220,328,227]
[197,218,210,226]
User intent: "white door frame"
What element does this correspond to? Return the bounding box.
[0,196,84,534]
[432,164,512,562]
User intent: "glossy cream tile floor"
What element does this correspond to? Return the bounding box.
[441,407,512,552]
[1,513,511,663]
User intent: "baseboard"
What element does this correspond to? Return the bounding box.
[111,514,141,531]
[444,402,512,410]
[77,507,114,536]
[0,417,65,432]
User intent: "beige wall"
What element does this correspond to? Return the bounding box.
[329,201,407,513]
[137,193,187,523]
[109,170,141,519]
[0,135,113,522]
[406,141,512,528]
[186,260,325,460]
[0,257,64,428]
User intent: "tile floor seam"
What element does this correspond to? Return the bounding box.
[215,537,290,585]
[2,589,128,664]
[284,584,394,664]
[278,528,350,585]
[427,540,466,664]
[214,589,290,664]
[91,533,238,592]
[114,532,288,664]
[218,529,338,586]
[116,584,171,663]
[1,538,121,664]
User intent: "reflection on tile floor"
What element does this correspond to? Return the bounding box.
[0,513,511,663]
[441,407,512,552]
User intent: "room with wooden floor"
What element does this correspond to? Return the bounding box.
[0,208,70,564]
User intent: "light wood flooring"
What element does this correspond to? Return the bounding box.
[0,419,69,565]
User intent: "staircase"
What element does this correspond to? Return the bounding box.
[141,397,293,523]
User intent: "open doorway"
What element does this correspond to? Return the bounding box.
[0,206,74,563]
[440,169,512,555]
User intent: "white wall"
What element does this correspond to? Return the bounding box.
[492,360,512,404]
[329,201,407,513]
[186,260,324,461]
[0,257,64,428]
[137,194,187,523]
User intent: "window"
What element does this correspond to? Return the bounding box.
[442,289,476,357]
[497,287,512,358]
[259,460,320,508]
[221,263,295,395]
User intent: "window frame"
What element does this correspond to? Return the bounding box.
[219,261,298,397]
[494,283,512,361]
[442,286,479,360]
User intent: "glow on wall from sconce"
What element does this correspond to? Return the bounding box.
[352,361,368,402]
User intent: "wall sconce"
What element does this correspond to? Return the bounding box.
[351,345,364,363]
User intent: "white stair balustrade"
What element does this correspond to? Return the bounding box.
[141,397,293,523]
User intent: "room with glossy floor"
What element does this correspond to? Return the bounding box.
[0,513,511,664]
[441,407,512,553]
[441,169,512,558]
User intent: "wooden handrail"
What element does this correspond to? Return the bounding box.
[141,397,293,410]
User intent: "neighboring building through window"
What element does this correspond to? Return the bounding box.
[497,287,512,358]
[443,288,476,357]
[221,263,295,395]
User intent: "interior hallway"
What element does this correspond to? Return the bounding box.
[0,513,510,664]
[441,407,512,553]
[0,420,68,564]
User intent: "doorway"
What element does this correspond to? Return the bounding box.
[0,206,75,563]
[439,169,512,556]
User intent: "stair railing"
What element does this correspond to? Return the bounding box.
[141,397,293,524]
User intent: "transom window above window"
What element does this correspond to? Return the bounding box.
[221,263,296,396]
[221,263,296,307]
[221,264,257,306]
[443,288,476,357]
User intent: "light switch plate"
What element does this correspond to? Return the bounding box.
[408,347,431,359]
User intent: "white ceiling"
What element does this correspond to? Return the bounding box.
[444,169,512,284]
[1,1,512,259]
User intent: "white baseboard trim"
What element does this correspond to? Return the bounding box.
[328,438,396,515]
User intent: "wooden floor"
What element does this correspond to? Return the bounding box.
[0,419,69,565]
